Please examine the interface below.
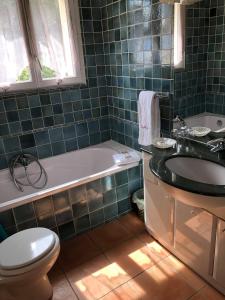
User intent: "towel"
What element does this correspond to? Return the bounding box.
[113,151,141,165]
[138,91,160,146]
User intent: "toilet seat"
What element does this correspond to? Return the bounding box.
[0,228,58,277]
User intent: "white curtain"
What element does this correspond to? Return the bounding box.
[160,0,202,4]
[29,0,75,80]
[0,0,30,85]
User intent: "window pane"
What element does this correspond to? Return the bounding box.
[29,0,76,80]
[0,0,31,85]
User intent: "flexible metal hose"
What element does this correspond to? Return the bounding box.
[9,153,48,192]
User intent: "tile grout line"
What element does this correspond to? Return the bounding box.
[185,285,207,300]
[97,252,172,300]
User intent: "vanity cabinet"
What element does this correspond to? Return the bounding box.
[213,219,225,288]
[143,152,174,247]
[143,150,225,295]
[174,201,213,275]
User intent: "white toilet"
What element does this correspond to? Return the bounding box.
[0,227,60,300]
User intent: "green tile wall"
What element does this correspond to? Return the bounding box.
[102,0,174,143]
[174,0,225,118]
[174,0,209,118]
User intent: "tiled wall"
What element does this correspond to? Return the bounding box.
[174,0,225,118]
[102,0,174,143]
[0,0,177,170]
[0,0,177,237]
[174,0,209,118]
[205,0,225,114]
[0,0,110,170]
[0,165,142,239]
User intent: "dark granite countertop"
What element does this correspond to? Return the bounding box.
[141,138,225,197]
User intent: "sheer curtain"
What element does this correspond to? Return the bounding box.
[29,0,76,80]
[0,0,30,85]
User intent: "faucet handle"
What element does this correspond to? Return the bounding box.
[173,115,186,128]
[207,138,225,146]
[207,138,225,152]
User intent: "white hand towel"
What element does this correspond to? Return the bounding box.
[138,91,160,146]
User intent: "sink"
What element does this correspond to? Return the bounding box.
[155,156,225,220]
[165,157,225,185]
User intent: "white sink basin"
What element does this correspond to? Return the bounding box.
[156,156,225,220]
[165,157,225,185]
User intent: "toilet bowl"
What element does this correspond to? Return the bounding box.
[0,227,60,300]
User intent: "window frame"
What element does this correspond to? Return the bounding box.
[1,0,86,93]
[174,3,186,70]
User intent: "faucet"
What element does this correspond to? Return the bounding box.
[171,115,189,137]
[207,138,225,152]
[171,116,225,152]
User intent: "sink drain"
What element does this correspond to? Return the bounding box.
[217,119,223,127]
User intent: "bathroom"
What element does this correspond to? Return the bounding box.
[0,0,225,299]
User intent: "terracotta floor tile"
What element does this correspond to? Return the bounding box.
[101,284,140,300]
[59,233,101,271]
[103,257,197,300]
[105,236,168,280]
[66,254,129,300]
[46,215,225,300]
[88,219,133,251]
[164,255,205,291]
[190,285,225,300]
[137,231,170,258]
[118,212,146,236]
[49,267,78,300]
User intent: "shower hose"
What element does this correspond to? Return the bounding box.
[9,153,48,192]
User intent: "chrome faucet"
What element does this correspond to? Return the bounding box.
[207,138,225,152]
[171,115,189,137]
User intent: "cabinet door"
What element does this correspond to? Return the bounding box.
[175,201,213,275]
[213,219,225,288]
[145,178,174,246]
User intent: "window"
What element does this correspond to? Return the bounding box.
[174,3,186,69]
[0,0,85,92]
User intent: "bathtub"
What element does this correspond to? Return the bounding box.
[0,140,141,212]
[184,113,225,132]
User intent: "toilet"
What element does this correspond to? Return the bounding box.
[0,227,60,300]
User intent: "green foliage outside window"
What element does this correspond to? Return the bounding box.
[17,66,56,81]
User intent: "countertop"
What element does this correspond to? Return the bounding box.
[141,138,225,197]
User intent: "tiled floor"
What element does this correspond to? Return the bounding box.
[49,212,225,300]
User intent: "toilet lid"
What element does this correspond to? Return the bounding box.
[0,228,56,270]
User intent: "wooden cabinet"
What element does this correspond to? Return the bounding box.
[143,151,225,295]
[174,201,213,275]
[213,219,225,288]
[143,152,174,247]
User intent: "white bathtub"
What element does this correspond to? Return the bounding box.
[185,113,225,132]
[0,140,141,212]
